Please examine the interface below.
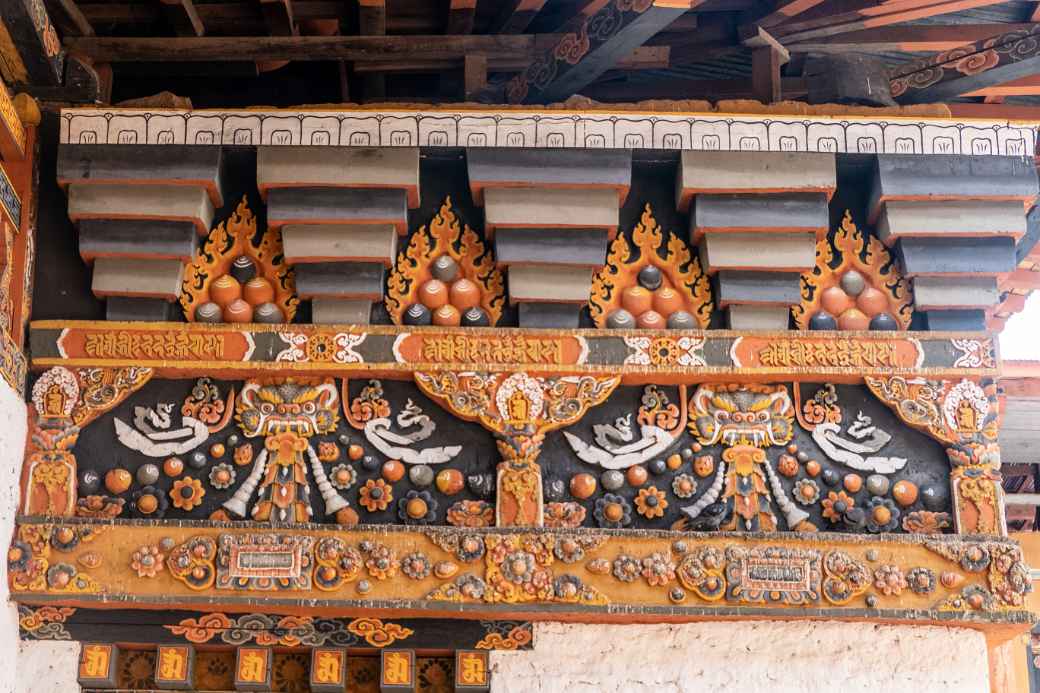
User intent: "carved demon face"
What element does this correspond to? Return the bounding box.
[690,385,793,448]
[236,379,339,438]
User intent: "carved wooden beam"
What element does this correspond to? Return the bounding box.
[0,0,64,85]
[787,24,1035,53]
[501,0,695,104]
[890,24,1040,104]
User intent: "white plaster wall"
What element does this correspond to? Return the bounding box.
[15,641,79,693]
[0,379,27,693]
[490,621,990,693]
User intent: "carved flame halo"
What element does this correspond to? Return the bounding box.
[589,203,712,328]
[385,198,504,326]
[793,210,912,330]
[180,196,298,322]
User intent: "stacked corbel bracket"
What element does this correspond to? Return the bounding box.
[58,144,222,321]
[680,150,836,329]
[258,146,418,324]
[870,154,1037,331]
[467,148,630,328]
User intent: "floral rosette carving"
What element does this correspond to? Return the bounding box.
[180,196,298,322]
[675,547,726,601]
[926,539,1032,610]
[313,537,362,591]
[794,210,912,331]
[385,198,504,327]
[8,525,101,593]
[821,550,870,605]
[167,536,217,591]
[590,203,712,329]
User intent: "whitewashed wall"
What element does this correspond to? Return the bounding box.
[491,621,990,693]
[0,379,26,693]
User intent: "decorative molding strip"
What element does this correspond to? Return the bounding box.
[19,606,533,651]
[0,326,25,395]
[9,520,1034,631]
[59,108,1037,157]
[30,321,998,382]
[0,162,22,227]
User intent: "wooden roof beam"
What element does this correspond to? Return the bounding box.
[891,24,1040,103]
[47,0,94,37]
[160,0,205,37]
[490,0,548,34]
[761,0,1009,44]
[754,0,828,30]
[964,74,1040,97]
[501,0,695,104]
[0,0,63,85]
[446,0,476,35]
[786,23,1034,53]
[746,26,790,104]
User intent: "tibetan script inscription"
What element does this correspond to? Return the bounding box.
[758,340,898,368]
[83,332,225,360]
[421,336,563,364]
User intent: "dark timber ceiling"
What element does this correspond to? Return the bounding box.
[5,1,1039,116]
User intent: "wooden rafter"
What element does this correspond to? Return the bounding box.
[48,0,94,37]
[754,0,828,29]
[964,75,1040,97]
[891,23,1040,103]
[787,23,1034,53]
[0,0,63,85]
[761,0,1009,44]
[490,0,549,34]
[501,0,695,104]
[350,44,668,74]
[446,0,476,35]
[260,0,296,35]
[159,0,205,37]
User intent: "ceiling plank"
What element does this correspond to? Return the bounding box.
[490,0,549,34]
[446,0,476,34]
[765,0,1008,44]
[755,0,828,29]
[160,0,205,37]
[891,24,1040,103]
[964,75,1040,97]
[786,23,1034,53]
[500,0,695,104]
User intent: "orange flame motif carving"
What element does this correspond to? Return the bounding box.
[590,204,712,328]
[180,197,298,322]
[794,210,912,331]
[385,198,504,326]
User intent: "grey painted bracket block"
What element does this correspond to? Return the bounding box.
[105,296,176,322]
[466,148,632,205]
[67,184,215,234]
[676,150,836,212]
[897,237,1016,277]
[690,193,829,242]
[484,187,619,237]
[924,309,987,332]
[257,146,420,208]
[877,199,1027,245]
[78,219,198,263]
[266,187,409,234]
[58,144,225,206]
[494,227,609,269]
[867,154,1039,224]
[508,264,593,303]
[698,232,816,274]
[517,302,581,329]
[282,224,397,266]
[91,257,186,300]
[294,261,385,300]
[912,276,999,310]
[311,298,373,325]
[715,270,803,307]
[726,304,792,330]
